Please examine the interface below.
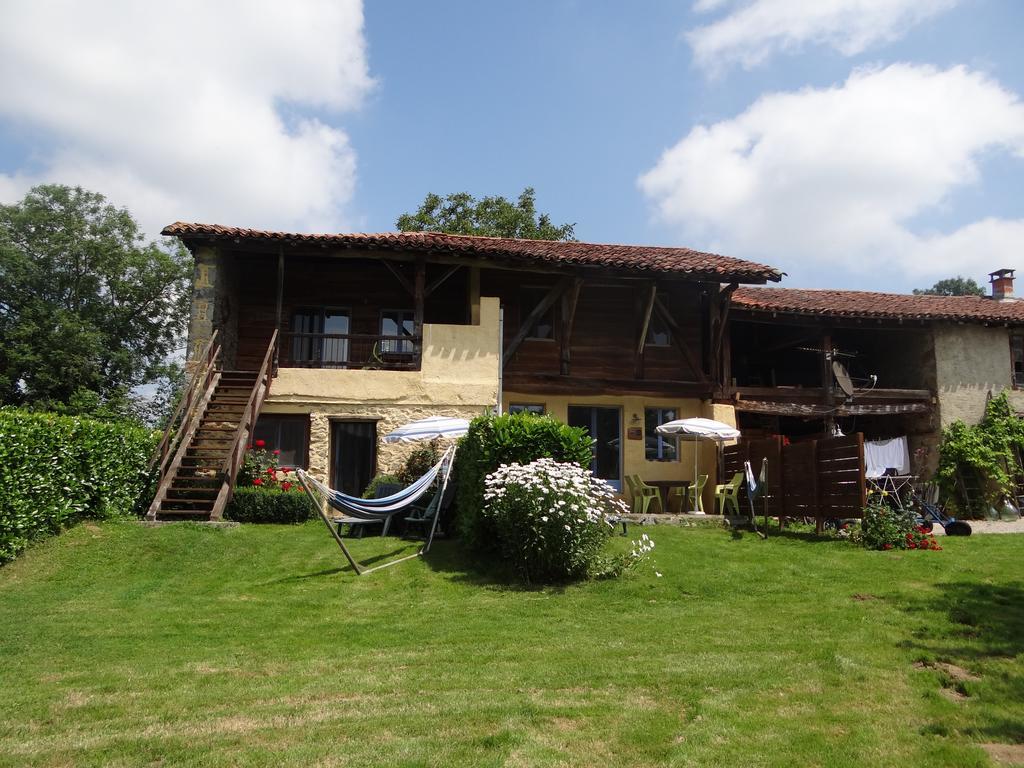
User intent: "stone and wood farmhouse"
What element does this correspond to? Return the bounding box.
[148,222,1024,522]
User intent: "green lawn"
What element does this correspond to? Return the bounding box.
[1,521,1021,767]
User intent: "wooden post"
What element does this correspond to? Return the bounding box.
[413,257,426,344]
[274,247,284,375]
[821,331,834,434]
[468,266,481,325]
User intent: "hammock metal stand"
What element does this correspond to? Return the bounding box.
[297,446,454,576]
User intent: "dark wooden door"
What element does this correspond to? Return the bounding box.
[331,421,376,496]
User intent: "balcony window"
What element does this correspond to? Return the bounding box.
[645,313,671,347]
[292,308,350,367]
[380,309,416,355]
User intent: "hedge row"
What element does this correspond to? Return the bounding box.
[223,486,316,523]
[0,408,158,564]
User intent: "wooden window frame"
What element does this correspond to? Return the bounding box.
[252,413,311,470]
[644,406,680,462]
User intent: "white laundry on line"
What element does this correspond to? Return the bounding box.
[864,436,910,478]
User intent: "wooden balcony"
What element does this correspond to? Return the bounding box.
[282,333,422,371]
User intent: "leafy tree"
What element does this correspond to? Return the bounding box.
[912,276,986,296]
[0,185,192,418]
[396,187,575,241]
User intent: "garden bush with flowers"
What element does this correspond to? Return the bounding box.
[854,497,941,552]
[224,439,314,523]
[482,458,654,583]
[455,412,595,549]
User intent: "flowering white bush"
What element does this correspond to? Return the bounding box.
[482,458,653,582]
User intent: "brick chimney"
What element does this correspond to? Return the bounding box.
[989,269,1015,301]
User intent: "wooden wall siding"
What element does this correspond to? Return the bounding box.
[232,252,468,369]
[723,437,783,517]
[480,269,707,385]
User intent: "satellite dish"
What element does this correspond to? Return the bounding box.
[833,361,855,397]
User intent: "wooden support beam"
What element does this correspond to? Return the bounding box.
[633,282,657,378]
[468,266,481,324]
[382,260,415,296]
[503,278,571,367]
[559,278,583,375]
[413,258,426,338]
[653,295,710,385]
[274,248,284,374]
[425,265,461,298]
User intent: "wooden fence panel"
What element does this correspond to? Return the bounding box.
[782,440,818,518]
[817,433,866,518]
[724,437,784,517]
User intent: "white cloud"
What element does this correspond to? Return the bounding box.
[688,0,960,73]
[0,0,373,238]
[638,64,1024,283]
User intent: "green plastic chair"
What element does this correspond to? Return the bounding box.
[681,474,708,513]
[715,472,744,516]
[627,475,663,514]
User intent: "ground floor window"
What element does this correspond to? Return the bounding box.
[645,407,679,461]
[331,420,377,497]
[509,403,545,415]
[567,405,622,491]
[252,415,310,469]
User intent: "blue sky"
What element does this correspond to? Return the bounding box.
[1,0,1022,292]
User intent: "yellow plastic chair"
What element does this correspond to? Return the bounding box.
[628,475,663,515]
[715,472,744,516]
[675,474,708,513]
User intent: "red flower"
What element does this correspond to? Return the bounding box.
[883,543,893,550]
[255,439,266,448]
[253,478,263,486]
[279,466,290,472]
[282,482,292,492]
[273,449,280,455]
[266,467,276,474]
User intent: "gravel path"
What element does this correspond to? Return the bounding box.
[932,517,1024,535]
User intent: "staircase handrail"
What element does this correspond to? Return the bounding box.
[149,331,221,478]
[218,331,278,506]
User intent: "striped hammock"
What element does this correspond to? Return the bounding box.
[296,447,452,519]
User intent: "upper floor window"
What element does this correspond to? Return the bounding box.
[380,309,416,354]
[521,286,555,340]
[1013,333,1024,387]
[645,313,671,347]
[292,308,350,367]
[645,407,679,461]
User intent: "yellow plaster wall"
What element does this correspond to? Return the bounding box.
[261,297,501,481]
[503,392,737,512]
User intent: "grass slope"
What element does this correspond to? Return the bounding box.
[0,522,1021,767]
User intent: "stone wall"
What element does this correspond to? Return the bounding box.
[186,245,238,369]
[933,323,1024,427]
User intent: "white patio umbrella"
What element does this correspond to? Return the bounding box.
[656,418,741,513]
[382,416,470,443]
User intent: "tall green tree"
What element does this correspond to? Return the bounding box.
[912,276,986,297]
[0,185,192,417]
[396,187,575,241]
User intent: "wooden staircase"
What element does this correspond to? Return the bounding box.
[147,332,277,522]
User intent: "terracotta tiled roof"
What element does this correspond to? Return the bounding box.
[162,222,783,283]
[733,286,1024,324]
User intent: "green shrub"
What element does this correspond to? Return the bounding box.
[397,440,442,485]
[937,392,1024,517]
[223,486,315,524]
[0,408,157,564]
[363,473,400,499]
[482,458,645,582]
[454,412,594,548]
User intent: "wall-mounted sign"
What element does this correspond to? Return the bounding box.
[627,427,643,440]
